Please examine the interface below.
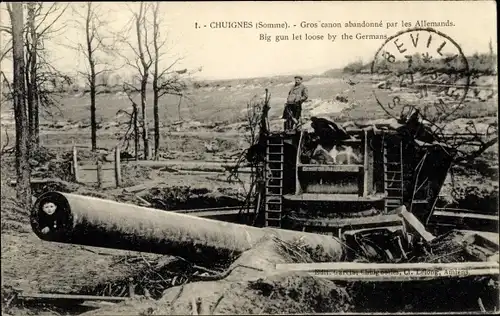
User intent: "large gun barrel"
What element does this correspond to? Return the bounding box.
[31,192,343,264]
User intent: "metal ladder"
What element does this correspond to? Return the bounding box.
[383,136,404,212]
[264,136,284,227]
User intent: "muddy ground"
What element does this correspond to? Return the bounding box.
[1,74,498,315]
[2,135,498,315]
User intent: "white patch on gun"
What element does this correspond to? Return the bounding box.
[329,145,361,165]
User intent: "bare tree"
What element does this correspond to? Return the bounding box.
[8,2,31,208]
[117,2,196,160]
[24,2,68,149]
[127,2,153,159]
[71,2,116,152]
[151,2,163,160]
[25,2,37,147]
[150,2,194,159]
[120,83,140,161]
[0,19,12,98]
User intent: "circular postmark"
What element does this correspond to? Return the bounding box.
[371,27,470,125]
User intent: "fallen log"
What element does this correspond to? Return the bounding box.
[9,178,79,188]
[17,292,127,302]
[122,181,165,193]
[174,205,244,214]
[288,214,402,229]
[465,231,499,251]
[399,206,436,243]
[274,261,500,282]
[428,210,498,232]
[135,196,152,207]
[31,192,344,265]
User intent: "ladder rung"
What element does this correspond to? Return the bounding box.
[411,200,429,204]
[266,200,282,204]
[385,188,402,191]
[265,213,282,217]
[266,191,282,195]
[385,198,403,201]
[266,185,282,188]
[266,190,282,194]
[267,143,284,147]
[384,179,402,182]
[266,204,282,209]
[266,210,282,214]
[267,160,284,163]
[267,179,283,183]
[267,193,282,196]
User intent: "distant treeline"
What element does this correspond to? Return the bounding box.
[339,52,498,76]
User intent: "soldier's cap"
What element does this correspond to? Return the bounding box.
[294,75,303,80]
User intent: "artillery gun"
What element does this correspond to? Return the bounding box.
[247,109,457,236]
[29,93,496,259]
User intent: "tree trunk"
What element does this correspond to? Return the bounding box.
[25,57,33,144]
[153,84,159,160]
[133,105,139,161]
[141,78,149,159]
[33,77,40,147]
[29,49,38,150]
[152,3,160,160]
[90,82,97,151]
[27,2,38,149]
[11,2,32,208]
[86,2,97,152]
[135,2,149,160]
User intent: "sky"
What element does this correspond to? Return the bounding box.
[0,1,497,80]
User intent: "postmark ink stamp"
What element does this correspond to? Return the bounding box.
[371,27,471,126]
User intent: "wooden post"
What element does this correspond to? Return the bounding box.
[72,146,79,183]
[148,144,153,161]
[114,145,122,188]
[96,160,103,188]
[362,130,368,197]
[128,277,135,297]
[363,130,374,197]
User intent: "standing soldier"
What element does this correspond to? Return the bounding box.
[283,75,308,131]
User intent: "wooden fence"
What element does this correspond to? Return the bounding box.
[72,145,122,188]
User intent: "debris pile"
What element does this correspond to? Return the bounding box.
[77,237,354,316]
[142,186,243,210]
[344,227,498,264]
